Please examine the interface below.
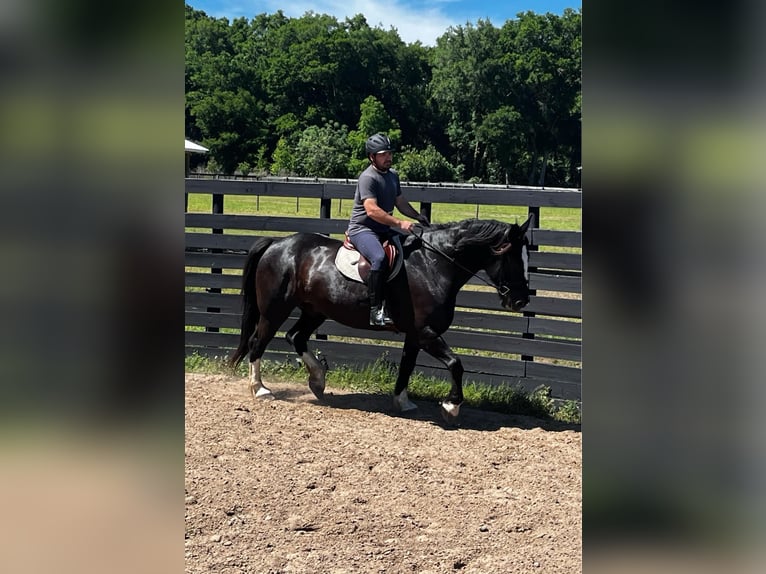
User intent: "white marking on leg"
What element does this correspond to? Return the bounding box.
[253,385,274,399]
[441,401,461,418]
[249,360,274,400]
[521,244,529,281]
[393,389,418,412]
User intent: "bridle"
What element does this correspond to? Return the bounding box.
[409,225,527,298]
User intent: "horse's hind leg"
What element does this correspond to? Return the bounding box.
[248,357,273,400]
[248,310,292,401]
[285,311,327,400]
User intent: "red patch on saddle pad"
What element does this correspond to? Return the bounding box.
[343,232,396,268]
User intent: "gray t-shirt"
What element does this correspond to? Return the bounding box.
[347,165,402,236]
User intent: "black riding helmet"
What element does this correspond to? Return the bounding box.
[365,133,394,155]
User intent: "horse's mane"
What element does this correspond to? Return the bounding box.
[426,219,516,251]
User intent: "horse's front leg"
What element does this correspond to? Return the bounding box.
[421,335,464,424]
[285,312,327,400]
[393,334,420,412]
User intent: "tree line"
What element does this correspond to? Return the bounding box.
[185,5,581,186]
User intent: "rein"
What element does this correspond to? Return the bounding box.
[410,226,511,298]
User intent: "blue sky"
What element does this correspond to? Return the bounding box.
[186,1,581,46]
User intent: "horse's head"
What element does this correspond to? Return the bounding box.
[484,215,533,312]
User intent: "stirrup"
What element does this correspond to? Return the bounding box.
[370,306,394,326]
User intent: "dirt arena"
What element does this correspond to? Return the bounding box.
[185,373,581,573]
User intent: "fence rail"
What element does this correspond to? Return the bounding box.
[185,177,582,401]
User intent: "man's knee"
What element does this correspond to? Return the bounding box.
[368,251,386,270]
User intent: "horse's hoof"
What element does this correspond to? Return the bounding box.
[309,380,325,400]
[393,390,418,412]
[251,385,275,401]
[440,401,461,425]
[395,401,418,413]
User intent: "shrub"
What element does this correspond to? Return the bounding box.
[397,144,456,182]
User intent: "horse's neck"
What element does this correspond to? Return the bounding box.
[452,248,489,288]
[423,231,487,290]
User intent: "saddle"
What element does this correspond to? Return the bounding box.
[335,232,404,284]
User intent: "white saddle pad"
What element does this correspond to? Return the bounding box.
[334,247,365,283]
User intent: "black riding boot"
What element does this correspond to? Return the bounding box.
[368,269,393,326]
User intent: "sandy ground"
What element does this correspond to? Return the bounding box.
[185,373,581,573]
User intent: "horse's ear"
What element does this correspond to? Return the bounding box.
[520,212,534,233]
[520,212,534,242]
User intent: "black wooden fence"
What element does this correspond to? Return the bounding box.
[185,177,582,401]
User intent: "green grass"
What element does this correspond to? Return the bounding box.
[185,352,581,424]
[186,193,581,232]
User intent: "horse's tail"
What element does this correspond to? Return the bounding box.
[229,236,277,369]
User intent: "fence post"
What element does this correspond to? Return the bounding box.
[420,201,432,223]
[521,205,540,363]
[315,186,332,341]
[206,192,224,333]
[320,196,332,220]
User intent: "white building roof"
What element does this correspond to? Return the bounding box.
[185,139,209,154]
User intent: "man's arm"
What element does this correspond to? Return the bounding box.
[395,196,429,225]
[363,198,414,231]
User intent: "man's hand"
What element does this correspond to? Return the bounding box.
[398,220,415,232]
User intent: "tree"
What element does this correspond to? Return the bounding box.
[347,95,401,176]
[270,136,296,176]
[184,6,580,185]
[430,20,505,182]
[294,123,351,178]
[185,9,268,173]
[396,144,456,182]
[429,11,581,185]
[476,106,523,184]
[500,9,581,185]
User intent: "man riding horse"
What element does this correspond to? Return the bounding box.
[346,133,429,326]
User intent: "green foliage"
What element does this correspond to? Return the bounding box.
[429,11,581,185]
[294,123,351,178]
[476,106,522,183]
[184,5,581,185]
[205,157,222,173]
[396,144,456,182]
[347,95,402,176]
[554,400,581,424]
[254,145,270,174]
[430,20,503,181]
[185,352,231,373]
[185,9,269,174]
[274,113,303,137]
[270,136,296,175]
[354,96,402,144]
[327,355,399,394]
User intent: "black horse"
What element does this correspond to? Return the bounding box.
[229,216,533,423]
